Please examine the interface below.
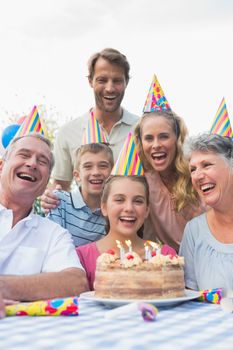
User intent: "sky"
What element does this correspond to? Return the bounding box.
[0,0,233,137]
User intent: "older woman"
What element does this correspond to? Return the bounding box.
[180,133,233,292]
[134,110,202,251]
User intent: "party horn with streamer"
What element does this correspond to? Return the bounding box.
[5,296,79,316]
[198,288,222,304]
[105,302,158,322]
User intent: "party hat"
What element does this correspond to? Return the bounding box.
[15,106,44,137]
[210,98,233,138]
[143,74,171,112]
[82,111,107,144]
[111,131,144,176]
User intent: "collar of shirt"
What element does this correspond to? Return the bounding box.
[0,202,38,229]
[120,108,137,125]
[89,107,136,127]
[70,187,101,214]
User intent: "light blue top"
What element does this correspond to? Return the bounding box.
[179,213,233,292]
[48,187,106,247]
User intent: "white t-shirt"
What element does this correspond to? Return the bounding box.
[0,204,83,275]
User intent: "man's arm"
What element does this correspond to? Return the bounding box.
[0,268,89,301]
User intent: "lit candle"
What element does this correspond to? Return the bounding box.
[125,240,132,252]
[144,241,152,260]
[116,240,125,261]
[148,241,161,256]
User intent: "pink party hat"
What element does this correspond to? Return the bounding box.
[210,98,233,138]
[143,74,171,112]
[15,106,44,137]
[111,131,144,176]
[82,111,107,144]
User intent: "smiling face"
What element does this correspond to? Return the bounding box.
[0,136,51,205]
[89,57,127,114]
[74,150,112,199]
[141,115,177,176]
[101,177,149,238]
[189,150,233,208]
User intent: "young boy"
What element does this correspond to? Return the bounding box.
[48,143,114,246]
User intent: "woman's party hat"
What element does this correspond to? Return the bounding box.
[143,74,171,112]
[210,98,233,138]
[111,131,144,176]
[15,106,44,137]
[82,111,107,144]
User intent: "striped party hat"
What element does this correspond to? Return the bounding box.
[111,131,144,176]
[82,111,107,144]
[143,74,171,112]
[15,106,44,137]
[210,98,233,138]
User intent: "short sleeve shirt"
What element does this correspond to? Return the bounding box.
[179,213,233,292]
[48,187,106,247]
[52,108,139,182]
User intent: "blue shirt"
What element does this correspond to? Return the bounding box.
[48,188,106,247]
[179,213,233,292]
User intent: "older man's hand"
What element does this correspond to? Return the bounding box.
[41,185,62,213]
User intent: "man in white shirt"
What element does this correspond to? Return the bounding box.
[0,133,88,302]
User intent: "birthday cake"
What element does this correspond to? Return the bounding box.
[94,250,185,300]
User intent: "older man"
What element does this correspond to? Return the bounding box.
[0,134,88,301]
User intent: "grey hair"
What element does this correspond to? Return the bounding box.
[3,133,55,172]
[184,133,233,168]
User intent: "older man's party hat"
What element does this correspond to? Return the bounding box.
[15,106,44,137]
[210,98,233,138]
[111,131,144,176]
[82,111,107,144]
[143,74,171,112]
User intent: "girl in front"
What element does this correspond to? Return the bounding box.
[77,175,175,290]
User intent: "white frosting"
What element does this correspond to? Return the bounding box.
[97,252,117,265]
[121,252,142,268]
[150,254,184,266]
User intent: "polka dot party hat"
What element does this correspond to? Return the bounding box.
[143,74,171,112]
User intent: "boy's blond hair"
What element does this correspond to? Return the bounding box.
[74,143,114,170]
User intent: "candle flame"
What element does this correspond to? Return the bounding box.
[125,240,132,248]
[148,241,159,250]
[116,240,122,248]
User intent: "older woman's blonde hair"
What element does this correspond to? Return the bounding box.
[134,110,198,211]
